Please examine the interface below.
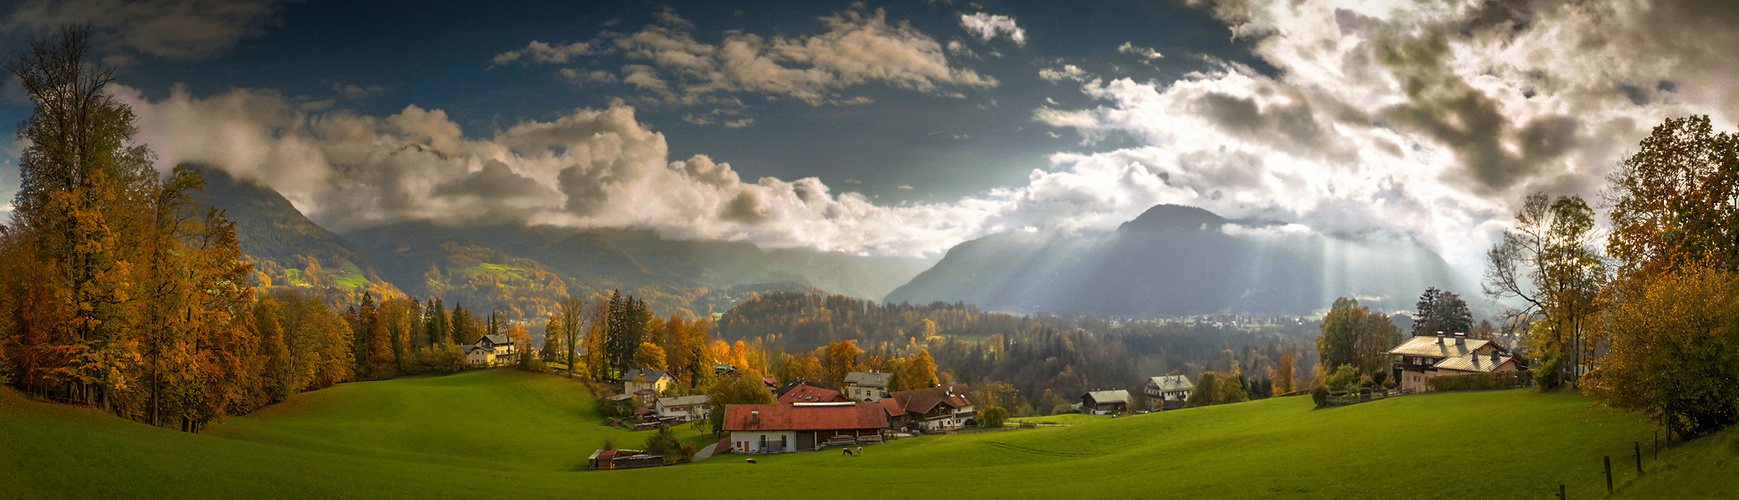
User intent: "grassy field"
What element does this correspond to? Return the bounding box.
[1,369,1729,499]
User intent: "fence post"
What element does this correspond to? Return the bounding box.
[1653,430,1659,459]
[1634,441,1642,474]
[1557,483,1565,499]
[1604,455,1613,493]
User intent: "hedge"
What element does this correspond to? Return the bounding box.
[1426,370,1532,392]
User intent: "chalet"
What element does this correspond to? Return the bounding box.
[464,344,495,366]
[883,383,976,432]
[843,372,893,402]
[477,334,516,366]
[724,402,887,453]
[1081,390,1130,415]
[1388,332,1520,392]
[462,334,516,367]
[777,382,851,404]
[1144,375,1195,411]
[623,369,674,398]
[654,395,712,423]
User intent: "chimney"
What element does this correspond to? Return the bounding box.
[1455,337,1465,346]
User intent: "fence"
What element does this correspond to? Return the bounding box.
[1549,424,1693,498]
[1318,388,1415,407]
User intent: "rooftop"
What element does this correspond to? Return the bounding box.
[722,403,888,431]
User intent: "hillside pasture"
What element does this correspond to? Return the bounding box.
[1,370,1724,498]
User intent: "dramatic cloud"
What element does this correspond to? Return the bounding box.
[1030,0,1739,276]
[498,7,995,114]
[959,13,1026,46]
[4,0,289,61]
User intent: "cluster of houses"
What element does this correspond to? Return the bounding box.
[1072,331,1522,414]
[596,330,1523,458]
[724,373,978,454]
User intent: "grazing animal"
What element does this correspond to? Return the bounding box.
[745,458,757,464]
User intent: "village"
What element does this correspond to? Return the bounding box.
[577,328,1523,470]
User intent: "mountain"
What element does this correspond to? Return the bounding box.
[342,222,933,316]
[190,165,914,318]
[190,165,402,300]
[885,204,1472,316]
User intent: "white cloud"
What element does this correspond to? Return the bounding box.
[4,0,290,61]
[959,12,1025,46]
[491,40,593,66]
[1117,41,1162,60]
[502,7,994,114]
[1038,64,1089,82]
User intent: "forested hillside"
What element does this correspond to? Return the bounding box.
[718,292,1320,413]
[192,165,402,304]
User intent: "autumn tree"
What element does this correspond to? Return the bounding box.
[704,369,776,435]
[1483,192,1605,387]
[1587,266,1739,438]
[1592,116,1739,437]
[1271,351,1296,395]
[1316,298,1402,378]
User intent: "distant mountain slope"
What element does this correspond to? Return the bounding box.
[886,204,1471,316]
[191,165,401,301]
[343,222,932,308]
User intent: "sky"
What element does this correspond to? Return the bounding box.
[3,0,1738,286]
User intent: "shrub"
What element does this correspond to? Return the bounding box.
[644,426,680,461]
[980,406,1009,427]
[1533,357,1563,390]
[1311,386,1329,407]
[1427,371,1532,392]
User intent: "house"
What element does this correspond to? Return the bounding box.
[777,382,851,404]
[713,364,738,377]
[586,449,664,470]
[1081,390,1130,415]
[1144,375,1195,411]
[622,369,674,398]
[477,334,516,366]
[723,402,887,453]
[883,383,976,432]
[843,372,893,402]
[464,344,495,366]
[463,334,517,367]
[654,395,712,423]
[1388,332,1520,392]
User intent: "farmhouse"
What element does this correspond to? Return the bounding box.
[1144,375,1195,411]
[1388,332,1520,392]
[622,369,674,399]
[654,395,712,423]
[1081,390,1130,415]
[723,402,887,453]
[883,383,976,432]
[777,382,851,404]
[463,345,495,366]
[843,371,892,402]
[464,334,517,367]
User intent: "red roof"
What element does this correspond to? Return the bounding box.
[722,403,888,431]
[886,383,973,415]
[878,398,904,417]
[777,383,850,404]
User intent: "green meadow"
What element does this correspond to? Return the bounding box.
[1,369,1730,499]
